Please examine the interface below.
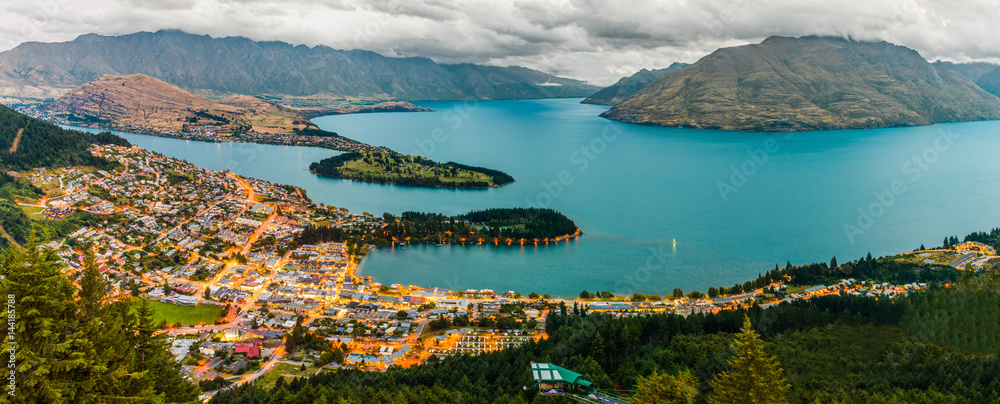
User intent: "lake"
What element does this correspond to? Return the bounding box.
[75,98,1000,297]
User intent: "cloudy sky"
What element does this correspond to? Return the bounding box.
[3,0,1000,85]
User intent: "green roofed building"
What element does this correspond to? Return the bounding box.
[530,362,592,396]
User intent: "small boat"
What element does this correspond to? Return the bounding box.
[435,242,445,247]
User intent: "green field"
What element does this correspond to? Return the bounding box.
[254,362,312,388]
[340,157,494,184]
[147,300,223,326]
[18,204,44,216]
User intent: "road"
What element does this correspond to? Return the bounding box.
[236,344,285,386]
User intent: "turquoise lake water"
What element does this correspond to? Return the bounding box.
[73,98,1000,297]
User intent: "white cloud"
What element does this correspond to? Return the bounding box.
[1,0,999,85]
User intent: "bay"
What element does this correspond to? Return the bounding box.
[70,98,1000,296]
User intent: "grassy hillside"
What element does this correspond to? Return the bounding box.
[603,36,1000,132]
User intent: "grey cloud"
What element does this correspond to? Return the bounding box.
[2,0,1000,85]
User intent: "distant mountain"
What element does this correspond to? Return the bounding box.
[0,30,598,101]
[42,74,321,135]
[582,63,688,105]
[602,36,1000,132]
[972,66,1000,100]
[932,61,998,82]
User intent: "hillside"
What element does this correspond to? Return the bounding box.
[0,30,598,101]
[933,60,998,82]
[582,63,688,105]
[602,36,1000,132]
[41,74,326,135]
[0,104,127,171]
[972,66,1000,99]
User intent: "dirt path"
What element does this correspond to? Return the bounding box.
[0,223,21,249]
[8,128,23,153]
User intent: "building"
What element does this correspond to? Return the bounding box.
[531,362,593,396]
[954,241,997,256]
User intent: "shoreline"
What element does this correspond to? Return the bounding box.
[54,119,515,191]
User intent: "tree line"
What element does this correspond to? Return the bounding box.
[1,245,200,403]
[0,105,130,171]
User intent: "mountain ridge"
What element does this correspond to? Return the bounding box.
[601,36,1000,132]
[582,63,688,105]
[0,30,598,102]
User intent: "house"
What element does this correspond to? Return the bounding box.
[803,285,827,295]
[227,359,248,373]
[234,343,260,358]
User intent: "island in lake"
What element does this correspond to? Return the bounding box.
[309,151,515,189]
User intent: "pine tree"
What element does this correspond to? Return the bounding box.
[829,256,838,270]
[634,369,698,404]
[708,316,790,404]
[78,249,105,321]
[0,241,98,403]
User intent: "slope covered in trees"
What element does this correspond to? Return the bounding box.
[0,246,199,403]
[0,106,130,248]
[0,105,129,171]
[380,208,579,245]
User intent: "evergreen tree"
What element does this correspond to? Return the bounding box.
[0,241,98,403]
[78,249,104,321]
[634,369,698,404]
[830,256,838,270]
[708,316,790,404]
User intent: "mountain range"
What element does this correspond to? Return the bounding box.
[932,61,998,82]
[601,36,1000,132]
[41,74,327,135]
[582,63,688,105]
[0,30,598,101]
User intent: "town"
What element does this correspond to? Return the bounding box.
[6,143,996,401]
[11,102,389,154]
